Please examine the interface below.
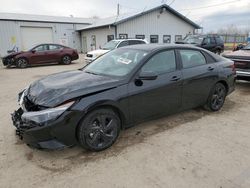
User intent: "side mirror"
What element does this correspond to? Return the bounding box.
[31,49,36,53]
[138,71,158,80]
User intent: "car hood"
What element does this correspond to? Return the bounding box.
[26,70,122,107]
[3,51,24,58]
[223,50,250,60]
[87,49,110,56]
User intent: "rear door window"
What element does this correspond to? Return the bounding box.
[117,41,129,48]
[179,50,207,69]
[49,45,61,51]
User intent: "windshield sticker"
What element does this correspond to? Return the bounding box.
[117,57,132,64]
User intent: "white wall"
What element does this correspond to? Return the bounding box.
[117,9,195,43]
[81,27,115,52]
[0,20,87,56]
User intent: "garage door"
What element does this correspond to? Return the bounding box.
[20,27,53,50]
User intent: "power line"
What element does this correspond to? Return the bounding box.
[178,0,241,11]
[168,0,176,6]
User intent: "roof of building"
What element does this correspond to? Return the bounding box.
[77,4,201,31]
[0,12,94,24]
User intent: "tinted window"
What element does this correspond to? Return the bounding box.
[180,50,206,68]
[150,35,158,43]
[203,37,215,44]
[141,50,176,74]
[128,40,145,45]
[215,37,224,44]
[117,41,129,48]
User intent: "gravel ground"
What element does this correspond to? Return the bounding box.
[0,55,250,188]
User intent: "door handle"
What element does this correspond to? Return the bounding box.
[208,66,214,71]
[170,76,181,81]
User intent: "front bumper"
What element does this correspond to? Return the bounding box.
[2,57,16,66]
[11,107,82,149]
[84,57,96,64]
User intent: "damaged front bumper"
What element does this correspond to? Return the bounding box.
[11,107,82,149]
[2,57,16,67]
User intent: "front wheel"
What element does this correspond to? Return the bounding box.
[77,108,121,151]
[204,83,227,111]
[17,58,28,68]
[61,55,72,65]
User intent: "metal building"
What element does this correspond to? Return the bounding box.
[0,4,200,56]
[0,13,92,56]
[78,4,201,52]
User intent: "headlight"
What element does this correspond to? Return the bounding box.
[21,101,75,125]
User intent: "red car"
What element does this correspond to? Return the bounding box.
[2,44,79,68]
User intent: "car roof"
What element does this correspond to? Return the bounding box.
[112,39,146,42]
[121,43,204,52]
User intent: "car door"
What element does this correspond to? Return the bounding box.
[29,44,50,64]
[178,49,218,109]
[47,44,62,63]
[128,50,182,123]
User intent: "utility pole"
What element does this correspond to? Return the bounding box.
[117,3,120,16]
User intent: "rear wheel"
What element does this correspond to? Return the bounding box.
[61,55,71,65]
[204,83,227,111]
[17,58,28,68]
[77,108,121,151]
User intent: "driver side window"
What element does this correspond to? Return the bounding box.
[141,50,176,74]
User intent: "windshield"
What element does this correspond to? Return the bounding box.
[102,40,120,50]
[243,43,250,50]
[184,36,204,44]
[84,48,148,77]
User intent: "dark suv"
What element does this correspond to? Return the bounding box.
[176,35,224,54]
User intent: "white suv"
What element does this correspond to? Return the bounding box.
[85,39,148,63]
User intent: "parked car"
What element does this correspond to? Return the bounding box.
[85,39,148,63]
[223,43,250,81]
[233,43,247,51]
[2,44,79,68]
[12,44,235,151]
[176,34,224,54]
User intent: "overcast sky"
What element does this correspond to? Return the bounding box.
[0,0,249,33]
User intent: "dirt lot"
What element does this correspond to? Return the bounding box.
[0,55,250,188]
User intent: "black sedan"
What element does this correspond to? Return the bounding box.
[12,44,236,151]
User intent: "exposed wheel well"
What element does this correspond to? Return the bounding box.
[217,80,229,94]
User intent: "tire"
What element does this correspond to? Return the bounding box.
[215,49,221,55]
[204,83,227,111]
[61,55,72,65]
[17,58,28,68]
[77,108,121,151]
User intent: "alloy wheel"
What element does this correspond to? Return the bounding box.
[211,85,226,110]
[85,114,118,150]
